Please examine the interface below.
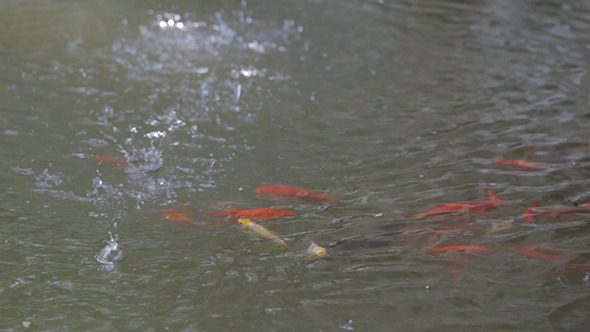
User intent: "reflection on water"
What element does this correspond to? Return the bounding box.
[1,0,590,330]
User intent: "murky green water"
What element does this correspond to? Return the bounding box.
[2,0,590,330]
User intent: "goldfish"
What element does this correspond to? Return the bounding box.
[515,244,568,261]
[427,245,493,253]
[254,185,340,202]
[213,207,295,219]
[93,153,128,164]
[161,207,197,225]
[522,202,590,222]
[515,244,585,266]
[237,218,289,249]
[492,158,545,170]
[408,188,507,219]
[307,241,327,257]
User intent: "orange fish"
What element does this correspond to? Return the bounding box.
[515,244,584,264]
[161,207,198,226]
[427,245,493,253]
[409,189,507,219]
[93,153,128,164]
[522,202,590,222]
[493,158,545,170]
[254,185,340,202]
[515,244,567,261]
[213,207,295,219]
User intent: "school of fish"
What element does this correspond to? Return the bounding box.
[95,148,589,272]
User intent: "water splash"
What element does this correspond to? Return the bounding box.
[96,232,127,266]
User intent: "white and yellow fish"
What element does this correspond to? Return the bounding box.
[237,218,289,249]
[307,241,327,257]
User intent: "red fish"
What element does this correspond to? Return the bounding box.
[408,189,507,219]
[522,202,590,222]
[493,158,545,170]
[213,207,295,219]
[515,244,567,261]
[427,245,493,253]
[254,185,340,202]
[161,207,196,225]
[515,244,584,265]
[522,202,539,222]
[93,153,127,164]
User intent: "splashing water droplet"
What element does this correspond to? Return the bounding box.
[96,239,127,264]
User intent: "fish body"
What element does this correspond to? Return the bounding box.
[410,200,490,219]
[161,207,198,226]
[515,244,586,274]
[522,203,540,222]
[214,207,295,219]
[427,245,493,253]
[484,188,508,207]
[515,244,568,261]
[522,203,590,222]
[237,218,289,249]
[254,185,340,202]
[409,189,506,219]
[161,209,193,223]
[493,158,545,170]
[307,241,327,256]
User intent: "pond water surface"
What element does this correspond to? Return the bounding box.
[2,0,590,331]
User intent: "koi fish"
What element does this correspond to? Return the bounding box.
[307,241,327,257]
[522,202,590,222]
[492,158,545,170]
[213,207,295,219]
[161,207,196,225]
[237,218,289,249]
[515,244,585,268]
[522,203,539,222]
[254,185,340,202]
[93,153,128,164]
[427,226,475,243]
[408,189,507,219]
[515,244,567,261]
[427,245,493,253]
